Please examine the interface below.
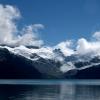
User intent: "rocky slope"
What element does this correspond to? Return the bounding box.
[0,46,100,79]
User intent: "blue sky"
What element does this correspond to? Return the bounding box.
[0,0,100,45]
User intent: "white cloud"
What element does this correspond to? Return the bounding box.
[92,31,100,40]
[16,24,44,47]
[0,4,20,44]
[76,38,100,56]
[54,40,74,56]
[0,4,44,47]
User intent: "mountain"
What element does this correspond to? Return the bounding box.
[0,48,43,79]
[65,56,100,79]
[0,47,64,79]
[0,46,100,79]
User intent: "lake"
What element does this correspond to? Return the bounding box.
[0,80,100,100]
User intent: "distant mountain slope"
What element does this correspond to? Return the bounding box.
[0,48,42,79]
[0,46,100,79]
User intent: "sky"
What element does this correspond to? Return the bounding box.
[0,0,100,46]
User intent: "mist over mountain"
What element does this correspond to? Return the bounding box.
[0,4,100,79]
[0,45,100,79]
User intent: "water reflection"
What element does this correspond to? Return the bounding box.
[0,81,100,100]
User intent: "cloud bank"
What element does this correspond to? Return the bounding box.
[76,32,100,57]
[54,40,74,56]
[0,4,20,44]
[0,4,44,47]
[0,4,100,59]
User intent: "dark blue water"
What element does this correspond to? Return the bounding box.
[0,80,100,100]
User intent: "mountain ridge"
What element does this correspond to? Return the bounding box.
[0,45,100,79]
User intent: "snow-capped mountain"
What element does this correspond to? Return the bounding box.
[0,45,100,79]
[0,4,100,79]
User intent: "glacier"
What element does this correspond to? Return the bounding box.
[0,45,100,79]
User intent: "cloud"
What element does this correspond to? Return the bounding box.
[51,30,100,58]
[92,31,100,40]
[54,40,74,56]
[60,62,75,73]
[0,4,44,47]
[0,4,20,44]
[16,24,44,47]
[1,4,100,60]
[76,37,100,57]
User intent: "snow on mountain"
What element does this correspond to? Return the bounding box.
[0,45,100,75]
[0,44,100,79]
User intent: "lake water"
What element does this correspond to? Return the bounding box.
[0,80,100,100]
